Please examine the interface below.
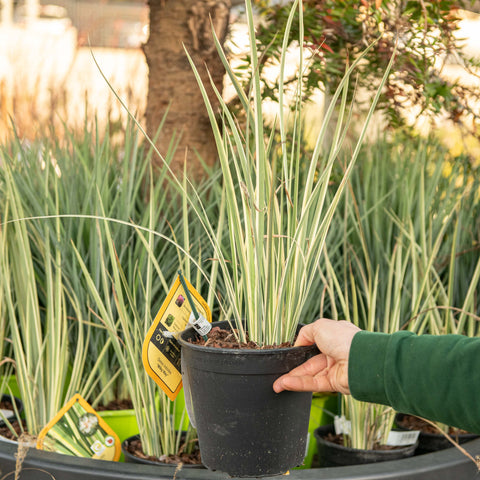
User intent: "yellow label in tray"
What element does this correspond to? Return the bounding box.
[36,394,120,461]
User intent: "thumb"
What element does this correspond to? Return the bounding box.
[293,322,317,347]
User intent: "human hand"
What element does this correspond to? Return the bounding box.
[273,318,360,395]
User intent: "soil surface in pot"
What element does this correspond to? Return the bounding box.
[0,398,25,440]
[0,419,28,440]
[398,414,470,436]
[124,436,202,465]
[189,326,293,349]
[95,398,134,411]
[323,432,405,451]
[0,399,14,412]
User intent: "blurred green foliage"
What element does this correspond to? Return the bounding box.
[251,0,480,132]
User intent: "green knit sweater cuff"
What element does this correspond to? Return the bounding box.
[348,330,391,405]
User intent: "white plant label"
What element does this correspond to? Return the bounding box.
[334,415,419,447]
[334,415,352,435]
[0,409,14,421]
[188,312,211,337]
[386,430,420,446]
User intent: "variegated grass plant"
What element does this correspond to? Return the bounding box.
[399,150,480,434]
[106,0,395,346]
[319,136,480,448]
[188,0,396,346]
[71,165,224,458]
[1,160,93,435]
[0,120,220,453]
[403,224,480,435]
[0,120,156,409]
[321,226,414,448]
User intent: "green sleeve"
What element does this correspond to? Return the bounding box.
[348,330,480,434]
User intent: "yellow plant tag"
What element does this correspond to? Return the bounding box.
[142,274,211,400]
[36,394,120,461]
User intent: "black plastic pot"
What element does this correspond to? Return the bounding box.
[314,424,418,467]
[395,413,479,455]
[178,321,319,478]
[121,434,204,468]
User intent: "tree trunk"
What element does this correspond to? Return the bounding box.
[144,0,230,181]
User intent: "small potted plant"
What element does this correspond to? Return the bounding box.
[314,235,419,466]
[74,208,209,469]
[175,0,395,476]
[395,180,480,454]
[313,139,480,466]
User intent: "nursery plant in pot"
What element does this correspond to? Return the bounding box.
[314,232,421,466]
[0,165,101,441]
[0,122,166,445]
[396,189,480,455]
[314,138,480,467]
[0,122,213,467]
[308,142,465,465]
[74,215,204,468]
[171,0,395,476]
[73,161,226,468]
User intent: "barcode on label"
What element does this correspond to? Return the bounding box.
[189,312,211,336]
[386,430,420,446]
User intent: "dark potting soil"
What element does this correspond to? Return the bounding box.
[95,398,134,411]
[0,419,27,440]
[124,436,202,465]
[397,414,469,436]
[0,399,25,441]
[0,400,14,411]
[324,433,404,451]
[190,326,293,349]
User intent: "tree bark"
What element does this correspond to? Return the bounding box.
[144,0,230,181]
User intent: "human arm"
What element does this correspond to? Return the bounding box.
[350,330,480,434]
[274,319,480,435]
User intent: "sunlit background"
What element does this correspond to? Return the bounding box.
[0,0,479,155]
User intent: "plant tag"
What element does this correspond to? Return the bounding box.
[334,415,351,435]
[142,274,211,401]
[0,409,14,423]
[188,311,211,337]
[386,430,420,446]
[36,394,120,461]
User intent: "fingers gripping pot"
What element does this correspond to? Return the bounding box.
[178,321,319,477]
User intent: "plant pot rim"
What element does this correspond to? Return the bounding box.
[97,408,136,417]
[395,413,478,440]
[180,321,319,376]
[121,434,204,469]
[178,320,318,356]
[314,425,418,455]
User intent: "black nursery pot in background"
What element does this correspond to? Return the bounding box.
[121,434,204,469]
[314,424,418,468]
[178,321,319,478]
[395,413,479,455]
[0,394,23,426]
